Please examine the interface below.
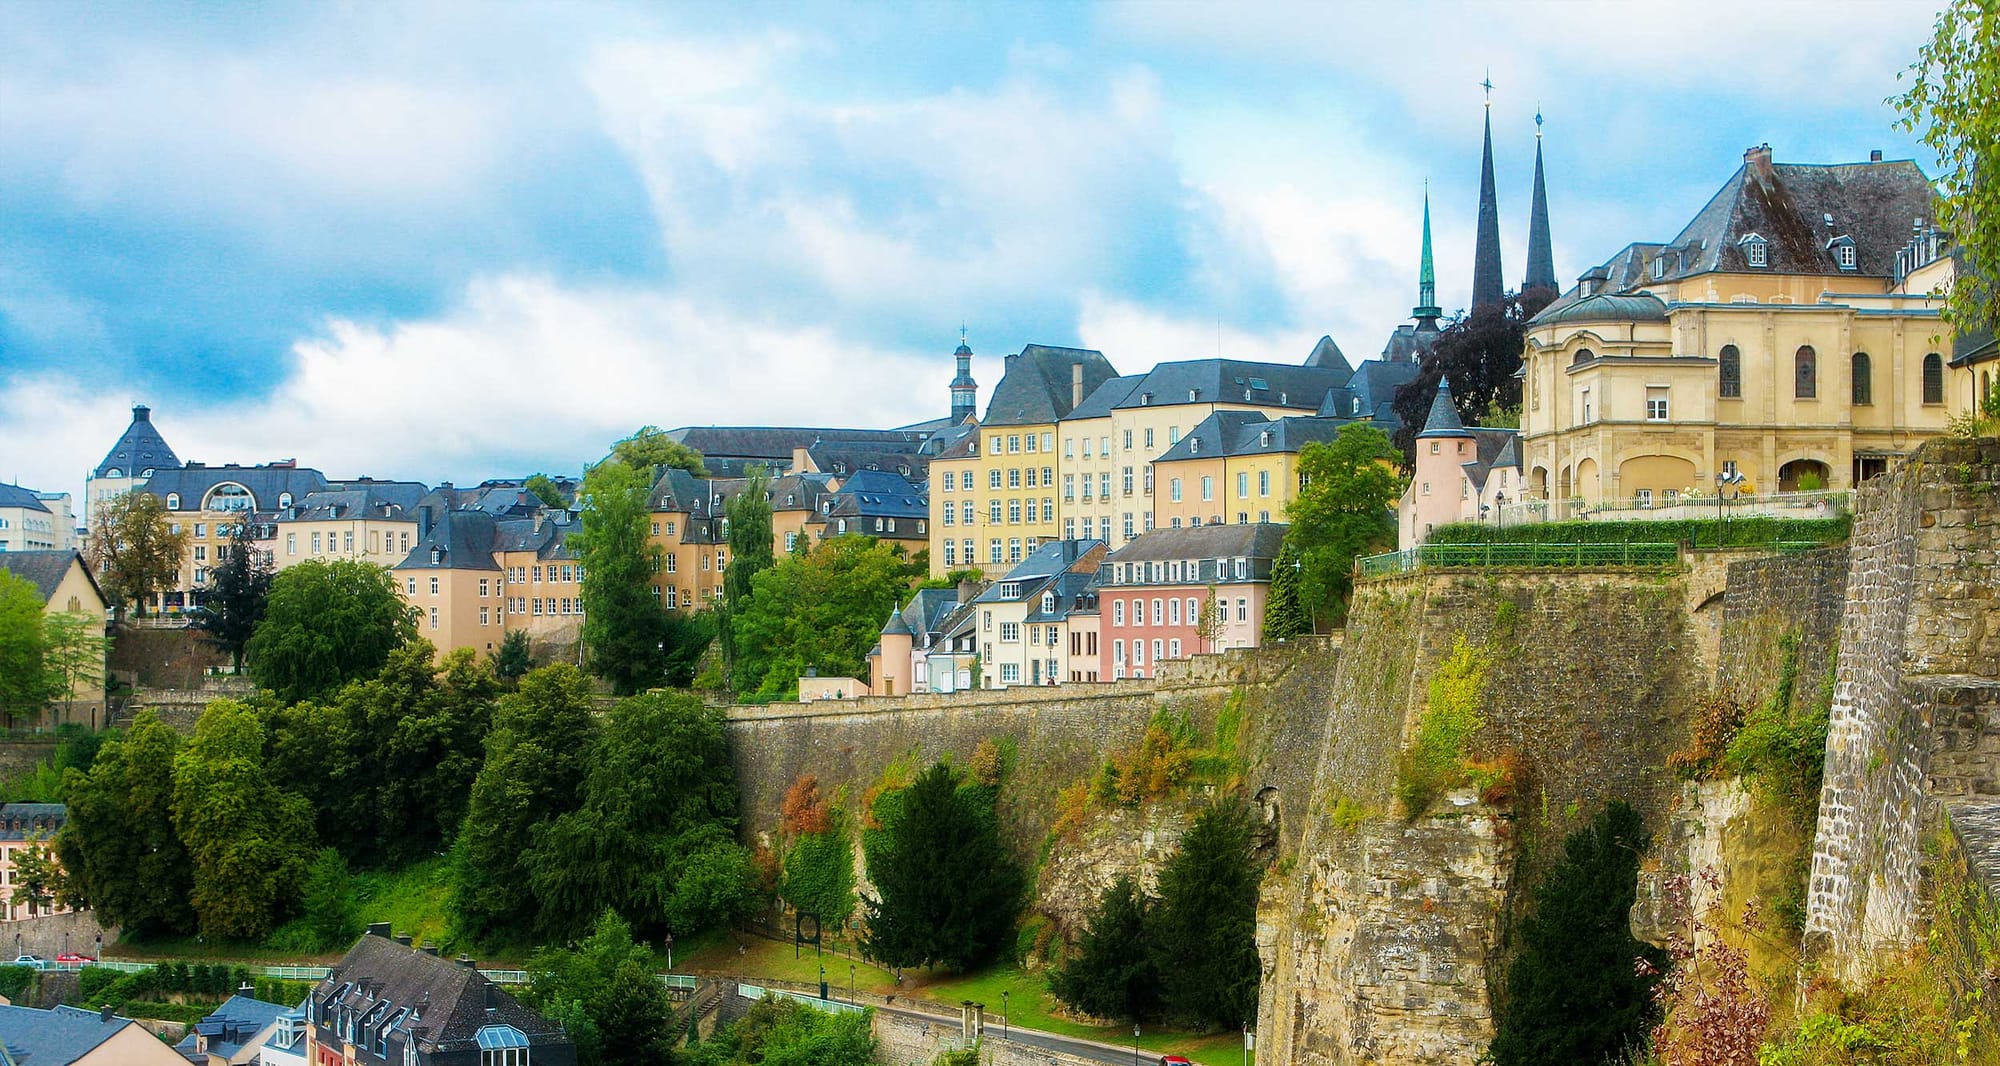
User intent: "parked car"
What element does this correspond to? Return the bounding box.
[9,955,49,971]
[1158,1058,1193,1066]
[55,953,95,965]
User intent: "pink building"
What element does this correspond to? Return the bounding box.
[1397,380,1521,547]
[1097,523,1286,679]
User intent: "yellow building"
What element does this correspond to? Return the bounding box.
[1520,146,1954,510]
[0,550,109,726]
[272,484,423,574]
[1149,411,1355,529]
[928,345,1119,577]
[393,498,582,660]
[140,462,331,613]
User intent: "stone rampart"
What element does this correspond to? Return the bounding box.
[1805,438,2000,985]
[1716,546,1849,713]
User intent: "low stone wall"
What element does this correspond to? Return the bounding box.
[1,909,115,959]
[124,677,255,732]
[873,1011,1106,1066]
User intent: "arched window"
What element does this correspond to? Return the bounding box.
[1719,345,1741,398]
[164,493,180,510]
[1795,346,1817,399]
[1851,352,1872,405]
[1571,348,1595,367]
[278,492,294,509]
[1923,352,1945,404]
[204,483,254,512]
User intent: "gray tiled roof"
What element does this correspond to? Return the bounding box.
[667,426,928,463]
[313,930,571,1060]
[0,551,96,605]
[1460,429,1523,493]
[974,540,1105,603]
[1303,335,1351,371]
[0,484,51,514]
[1062,374,1144,422]
[1378,319,1442,364]
[173,995,288,1061]
[1112,358,1353,412]
[142,465,329,513]
[0,1003,133,1065]
[1663,156,1932,279]
[277,485,422,524]
[1415,382,1468,439]
[396,510,502,572]
[0,802,65,842]
[981,345,1120,427]
[807,440,928,480]
[1102,522,1287,565]
[92,405,181,478]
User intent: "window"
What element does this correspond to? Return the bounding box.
[1008,538,1022,561]
[1795,345,1817,398]
[1169,639,1181,659]
[1170,478,1183,502]
[429,607,438,630]
[1636,488,1653,507]
[1168,427,1180,445]
[1007,500,1021,524]
[943,501,955,525]
[1646,387,1669,421]
[1131,639,1144,665]
[943,541,957,566]
[1236,597,1248,621]
[1114,600,1125,625]
[1923,352,1945,404]
[1236,472,1248,498]
[1008,435,1021,453]
[1169,598,1181,625]
[1743,233,1768,267]
[479,578,490,596]
[1144,428,1155,449]
[1114,639,1125,663]
[1100,472,1111,499]
[990,539,1003,563]
[989,469,1002,490]
[989,500,1002,523]
[664,554,676,573]
[1042,432,1053,452]
[1008,468,1022,489]
[1122,512,1135,538]
[193,544,206,563]
[1143,466,1154,494]
[1042,467,1053,487]
[1259,470,1271,497]
[1719,344,1742,398]
[1000,663,1020,683]
[1151,598,1164,625]
[1025,433,1037,453]
[1065,438,1074,458]
[1152,639,1164,662]
[286,533,296,555]
[312,532,323,553]
[1122,467,1134,495]
[1852,352,1872,405]
[1024,500,1038,523]
[1653,256,1667,280]
[1581,387,1593,424]
[1000,622,1020,642]
[430,577,439,595]
[407,578,416,594]
[344,531,354,553]
[943,471,955,491]
[480,607,490,625]
[1064,518,1075,539]
[1064,475,1075,501]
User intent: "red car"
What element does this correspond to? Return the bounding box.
[55,953,94,965]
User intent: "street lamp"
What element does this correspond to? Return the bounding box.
[1134,1024,1142,1066]
[849,962,856,1005]
[819,963,828,1001]
[1001,990,1008,1040]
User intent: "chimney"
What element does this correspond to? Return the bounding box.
[484,985,499,1011]
[418,504,435,538]
[366,922,393,939]
[1744,143,1774,181]
[1072,363,1084,409]
[394,933,413,947]
[456,956,477,969]
[1870,148,1884,162]
[240,981,257,997]
[421,945,440,956]
[101,1004,117,1024]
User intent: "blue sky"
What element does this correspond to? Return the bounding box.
[0,1,1940,502]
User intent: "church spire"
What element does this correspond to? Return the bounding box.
[949,328,978,425]
[1413,185,1442,324]
[1471,77,1505,311]
[1523,109,1556,295]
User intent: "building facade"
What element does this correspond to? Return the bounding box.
[0,485,67,552]
[970,540,1104,688]
[0,803,72,922]
[1097,523,1287,680]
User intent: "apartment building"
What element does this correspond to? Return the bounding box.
[0,483,67,552]
[1149,411,1355,529]
[970,539,1104,688]
[1098,523,1286,680]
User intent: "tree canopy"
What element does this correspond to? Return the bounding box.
[192,522,273,673]
[1896,0,2000,334]
[0,572,52,727]
[42,611,109,727]
[609,426,709,478]
[172,698,316,939]
[722,467,775,686]
[732,535,923,699]
[1050,874,1159,1024]
[1149,803,1261,1031]
[57,712,195,934]
[1280,423,1403,626]
[1388,289,1556,462]
[862,762,1024,973]
[524,473,573,510]
[246,558,416,704]
[86,491,188,617]
[525,910,675,1066]
[574,459,672,695]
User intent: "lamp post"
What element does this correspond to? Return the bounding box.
[665,933,674,971]
[1134,1024,1141,1066]
[819,963,828,1001]
[849,962,856,1005]
[1001,990,1008,1040]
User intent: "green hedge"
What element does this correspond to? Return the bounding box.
[1426,515,1850,549]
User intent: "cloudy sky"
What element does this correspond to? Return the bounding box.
[0,1,1940,503]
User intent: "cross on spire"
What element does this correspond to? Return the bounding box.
[1481,71,1494,108]
[1535,106,1544,138]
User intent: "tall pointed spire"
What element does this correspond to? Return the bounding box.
[1523,109,1556,295]
[1413,185,1442,324]
[1471,77,1505,311]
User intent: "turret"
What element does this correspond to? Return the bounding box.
[950,333,978,425]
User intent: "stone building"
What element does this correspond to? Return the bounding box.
[969,539,1104,688]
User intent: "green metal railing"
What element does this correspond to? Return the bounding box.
[1356,542,1682,579]
[737,981,869,1015]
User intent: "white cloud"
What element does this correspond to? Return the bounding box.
[1076,293,1315,370]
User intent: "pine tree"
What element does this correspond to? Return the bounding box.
[192,521,273,673]
[1150,803,1261,1031]
[1261,540,1311,641]
[1490,800,1664,1066]
[493,629,533,681]
[722,467,774,686]
[862,763,1024,972]
[1051,875,1159,1023]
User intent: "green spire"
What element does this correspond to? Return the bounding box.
[1414,185,1442,323]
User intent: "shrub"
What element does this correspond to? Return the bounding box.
[1426,516,1850,549]
[1668,693,1749,780]
[780,775,831,836]
[1050,875,1158,1023]
[968,738,1004,788]
[0,966,34,1002]
[1396,637,1491,815]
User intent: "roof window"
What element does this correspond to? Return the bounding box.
[1653,256,1667,280]
[1828,235,1856,270]
[1740,233,1768,268]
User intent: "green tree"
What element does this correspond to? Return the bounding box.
[0,572,51,727]
[493,628,533,681]
[781,820,856,927]
[8,835,64,917]
[367,645,499,866]
[665,840,764,935]
[524,473,573,510]
[1895,0,2000,335]
[1260,540,1311,641]
[1050,874,1159,1024]
[527,689,742,941]
[87,491,189,618]
[191,522,273,673]
[246,558,416,704]
[733,536,923,699]
[451,664,597,944]
[1281,423,1402,627]
[684,996,876,1066]
[1150,803,1261,1031]
[56,711,195,934]
[661,608,718,688]
[524,910,674,1066]
[609,426,710,478]
[172,699,316,939]
[723,467,775,686]
[574,460,672,695]
[862,762,1024,973]
[1490,801,1664,1066]
[297,848,360,952]
[41,611,109,728]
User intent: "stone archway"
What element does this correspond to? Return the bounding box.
[1618,455,1698,506]
[1778,458,1831,492]
[1575,458,1599,503]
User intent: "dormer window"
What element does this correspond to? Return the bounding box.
[1653,256,1667,280]
[1828,235,1856,270]
[431,547,444,565]
[165,493,180,510]
[1041,592,1056,614]
[1741,233,1768,268]
[1259,430,1272,447]
[278,492,293,508]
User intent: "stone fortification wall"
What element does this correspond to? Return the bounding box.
[1806,438,2000,984]
[123,677,255,732]
[1716,546,1849,713]
[106,626,226,691]
[1260,568,1701,1066]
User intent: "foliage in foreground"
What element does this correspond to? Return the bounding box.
[246,558,416,704]
[684,995,876,1066]
[733,535,925,700]
[862,762,1024,973]
[525,910,676,1066]
[1280,423,1401,627]
[1894,0,2000,338]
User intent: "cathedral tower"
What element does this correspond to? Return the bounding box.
[1523,111,1557,295]
[1472,80,1505,311]
[1414,187,1443,327]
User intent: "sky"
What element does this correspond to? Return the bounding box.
[0,0,1943,505]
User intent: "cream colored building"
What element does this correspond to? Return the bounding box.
[84,404,181,530]
[969,540,1103,688]
[1520,147,1954,511]
[0,803,73,922]
[1149,411,1355,530]
[0,551,110,726]
[394,497,582,661]
[272,484,423,574]
[0,485,66,553]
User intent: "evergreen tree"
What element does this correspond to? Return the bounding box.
[1490,800,1664,1066]
[56,711,196,934]
[450,664,597,943]
[0,572,52,728]
[1050,875,1159,1023]
[1281,423,1402,626]
[1260,540,1311,641]
[171,699,316,939]
[574,460,672,695]
[862,762,1024,972]
[1150,803,1261,1031]
[722,467,774,686]
[246,558,416,704]
[527,689,742,941]
[493,628,533,681]
[525,910,674,1066]
[192,521,273,673]
[298,847,359,951]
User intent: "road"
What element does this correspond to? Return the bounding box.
[866,996,1167,1066]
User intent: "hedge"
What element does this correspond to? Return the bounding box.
[1426,515,1850,549]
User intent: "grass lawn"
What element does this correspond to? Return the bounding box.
[675,933,1252,1066]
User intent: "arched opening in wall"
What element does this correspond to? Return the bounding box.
[1778,458,1832,493]
[1617,455,1697,507]
[1575,458,1599,503]
[1531,466,1549,499]
[1255,786,1281,829]
[1559,465,1573,501]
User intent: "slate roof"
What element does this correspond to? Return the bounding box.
[93,405,182,478]
[1102,523,1288,566]
[1415,381,1469,439]
[0,551,93,604]
[1532,291,1670,327]
[0,803,65,842]
[666,426,929,464]
[826,470,927,520]
[1065,375,1146,421]
[1153,412,1356,464]
[1024,568,1101,623]
[323,479,430,513]
[1460,429,1523,493]
[1113,359,1353,412]
[313,929,570,1061]
[1378,319,1442,365]
[0,1003,134,1065]
[1662,153,1932,279]
[974,540,1106,604]
[396,510,502,572]
[143,465,330,513]
[981,345,1120,427]
[277,485,420,524]
[0,484,51,514]
[1953,325,1997,368]
[1303,335,1352,371]
[174,995,289,1061]
[806,440,928,480]
[1321,359,1420,429]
